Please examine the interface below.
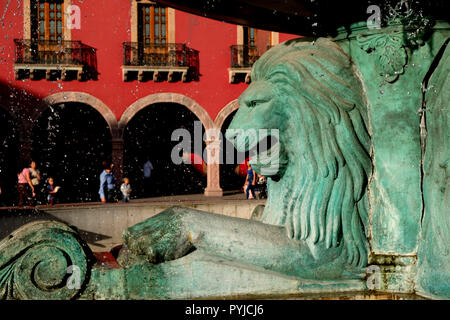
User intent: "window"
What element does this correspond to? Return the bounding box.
[123,4,196,81]
[244,27,256,47]
[229,26,267,83]
[14,0,96,79]
[140,4,167,44]
[243,27,258,62]
[35,0,64,42]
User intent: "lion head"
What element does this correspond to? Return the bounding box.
[226,38,371,268]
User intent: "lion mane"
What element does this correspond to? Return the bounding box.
[252,38,372,268]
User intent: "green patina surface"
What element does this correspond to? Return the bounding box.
[415,39,450,299]
[0,19,448,300]
[335,21,449,255]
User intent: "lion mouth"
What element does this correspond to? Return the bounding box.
[225,129,285,176]
[231,132,282,176]
[226,129,278,154]
[251,135,281,168]
[248,135,279,157]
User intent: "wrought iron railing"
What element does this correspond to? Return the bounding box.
[230,45,261,68]
[14,39,97,77]
[123,42,199,79]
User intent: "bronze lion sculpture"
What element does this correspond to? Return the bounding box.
[113,38,372,296]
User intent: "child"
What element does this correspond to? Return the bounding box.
[47,177,60,206]
[255,174,267,199]
[120,177,131,203]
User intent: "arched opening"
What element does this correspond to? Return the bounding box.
[123,102,207,198]
[0,109,19,206]
[220,109,248,192]
[31,102,112,203]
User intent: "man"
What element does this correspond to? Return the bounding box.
[99,162,116,203]
[143,158,153,197]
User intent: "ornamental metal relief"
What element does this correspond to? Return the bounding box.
[357,31,407,83]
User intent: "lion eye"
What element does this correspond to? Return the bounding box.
[247,99,268,108]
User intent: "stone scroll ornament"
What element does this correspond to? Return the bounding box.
[0,221,91,300]
[0,38,373,299]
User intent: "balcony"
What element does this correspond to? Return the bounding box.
[228,45,261,83]
[122,42,199,82]
[228,45,274,83]
[13,39,97,81]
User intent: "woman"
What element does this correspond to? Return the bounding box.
[29,160,41,205]
[17,162,34,207]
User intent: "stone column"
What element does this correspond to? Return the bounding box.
[204,135,223,197]
[111,139,124,182]
[111,128,124,183]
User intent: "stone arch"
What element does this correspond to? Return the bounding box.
[30,92,118,202]
[214,99,239,131]
[120,93,222,196]
[214,99,244,193]
[38,92,121,183]
[119,93,214,136]
[37,92,119,137]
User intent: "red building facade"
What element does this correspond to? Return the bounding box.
[0,0,298,203]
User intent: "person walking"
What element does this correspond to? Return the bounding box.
[29,160,41,205]
[17,162,34,207]
[99,162,117,203]
[142,158,153,197]
[245,162,256,200]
